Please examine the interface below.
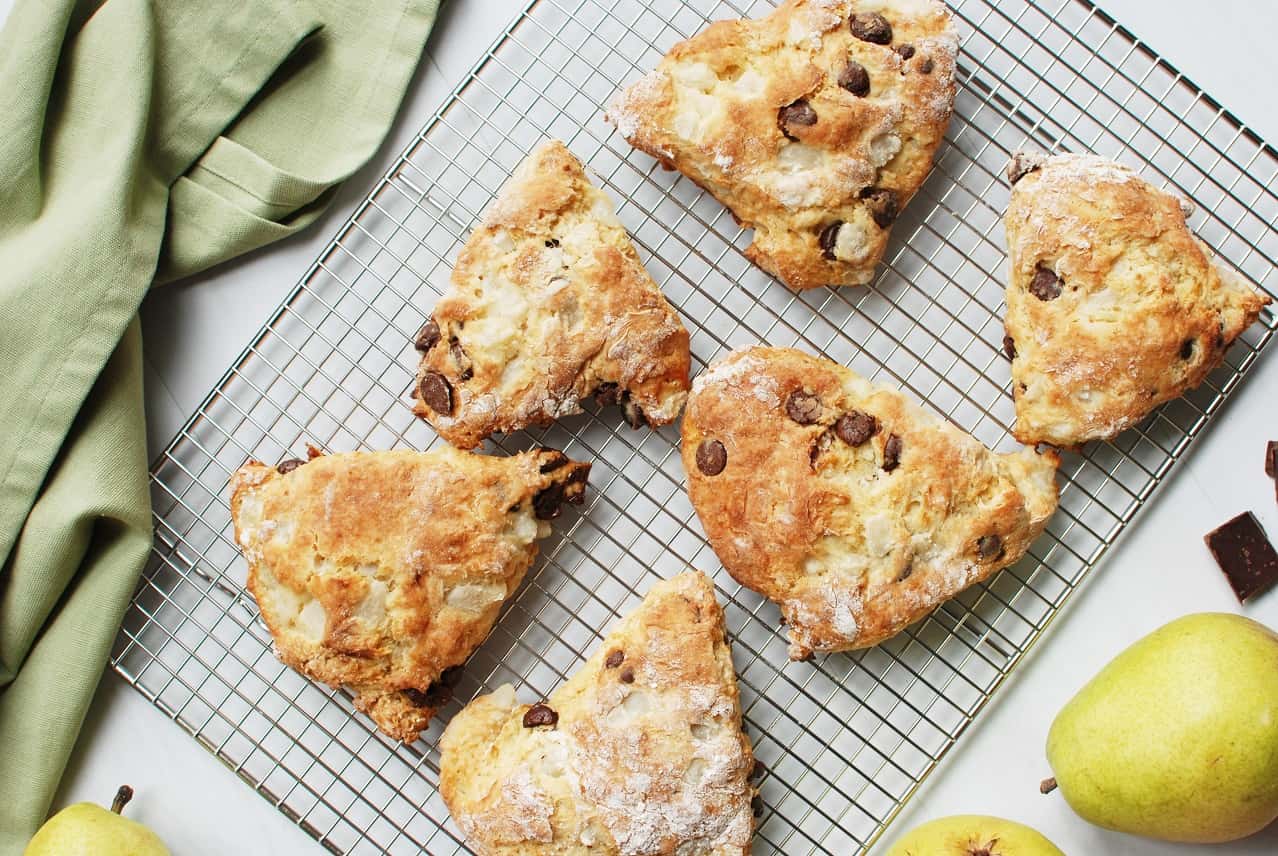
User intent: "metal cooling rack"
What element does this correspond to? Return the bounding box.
[112,0,1278,853]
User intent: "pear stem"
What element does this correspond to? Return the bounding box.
[110,785,134,815]
[1039,777,1058,795]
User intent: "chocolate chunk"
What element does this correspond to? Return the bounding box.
[850,11,892,44]
[751,795,766,818]
[750,760,766,781]
[835,410,878,446]
[276,458,306,475]
[522,703,559,728]
[918,57,934,74]
[778,99,817,140]
[818,221,843,260]
[785,390,822,425]
[1180,338,1195,359]
[418,371,453,414]
[696,439,727,476]
[619,667,635,684]
[414,318,440,352]
[894,44,915,60]
[605,650,624,669]
[538,450,571,473]
[449,339,472,381]
[1028,264,1062,301]
[1006,151,1043,185]
[622,397,646,429]
[1266,441,1277,479]
[1204,512,1278,603]
[532,471,587,521]
[859,186,900,228]
[882,433,903,471]
[403,687,433,708]
[594,381,622,407]
[544,238,560,248]
[837,60,870,96]
[439,665,465,688]
[1002,335,1017,361]
[809,429,833,467]
[977,534,1005,561]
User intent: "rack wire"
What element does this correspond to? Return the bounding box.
[111,0,1278,853]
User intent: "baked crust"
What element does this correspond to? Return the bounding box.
[412,140,691,449]
[1004,152,1271,447]
[681,347,1059,660]
[439,570,755,856]
[230,447,589,743]
[608,0,957,290]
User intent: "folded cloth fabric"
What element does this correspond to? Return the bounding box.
[0,0,439,849]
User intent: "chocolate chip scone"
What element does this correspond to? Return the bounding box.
[439,570,755,856]
[413,140,691,449]
[682,347,1059,660]
[230,446,589,743]
[1004,152,1271,447]
[608,0,957,290]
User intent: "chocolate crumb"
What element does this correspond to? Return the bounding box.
[1204,511,1278,603]
[894,44,915,60]
[605,650,624,669]
[522,703,559,728]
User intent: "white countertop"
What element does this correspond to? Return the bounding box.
[5,0,1278,853]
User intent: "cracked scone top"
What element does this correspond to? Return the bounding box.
[682,347,1059,660]
[439,570,756,856]
[229,446,589,743]
[413,140,691,449]
[1004,152,1271,447]
[608,0,957,290]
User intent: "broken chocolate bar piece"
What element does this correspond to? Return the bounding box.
[1204,511,1278,603]
[1266,440,1277,479]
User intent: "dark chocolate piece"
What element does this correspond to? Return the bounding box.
[1265,440,1277,479]
[1204,511,1278,603]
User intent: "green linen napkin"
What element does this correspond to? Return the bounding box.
[0,0,439,849]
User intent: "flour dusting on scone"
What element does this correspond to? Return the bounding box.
[682,347,1059,660]
[608,0,957,290]
[1004,152,1271,447]
[412,140,691,449]
[230,447,589,743]
[439,570,756,855]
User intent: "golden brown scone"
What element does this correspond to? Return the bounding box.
[607,0,957,290]
[229,446,589,743]
[412,140,691,449]
[439,570,755,856]
[1004,151,1271,447]
[682,347,1059,660]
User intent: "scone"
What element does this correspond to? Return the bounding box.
[682,347,1059,660]
[608,0,957,290]
[439,570,755,855]
[229,446,589,743]
[413,140,691,449]
[1004,151,1271,447]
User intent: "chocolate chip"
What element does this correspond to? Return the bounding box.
[778,99,817,140]
[418,372,453,414]
[1028,264,1062,301]
[619,667,635,684]
[835,410,878,446]
[1006,151,1044,185]
[415,318,440,352]
[750,760,766,781]
[1180,338,1195,359]
[785,390,822,425]
[622,397,646,429]
[894,43,915,60]
[837,60,870,96]
[850,11,892,44]
[1204,512,1278,603]
[977,534,1005,560]
[522,703,559,728]
[918,57,934,74]
[449,339,473,381]
[882,433,903,471]
[594,381,622,407]
[544,238,560,248]
[404,682,452,708]
[439,665,465,688]
[277,458,306,475]
[818,221,843,260]
[751,795,766,817]
[538,450,570,473]
[1266,441,1278,479]
[696,439,727,476]
[403,687,433,707]
[605,650,624,669]
[1003,335,1017,361]
[859,186,900,228]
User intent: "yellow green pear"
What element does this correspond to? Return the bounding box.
[885,815,1065,855]
[1044,612,1278,843]
[24,786,171,856]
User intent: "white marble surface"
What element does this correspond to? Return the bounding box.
[3,0,1277,853]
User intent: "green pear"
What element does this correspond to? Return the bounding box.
[1044,612,1278,843]
[24,786,171,856]
[885,815,1065,855]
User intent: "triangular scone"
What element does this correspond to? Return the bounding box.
[682,347,1059,660]
[412,140,691,450]
[230,447,589,743]
[1004,152,1271,447]
[608,0,957,290]
[439,571,756,856]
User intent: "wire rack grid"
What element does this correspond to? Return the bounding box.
[112,0,1278,853]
